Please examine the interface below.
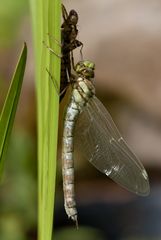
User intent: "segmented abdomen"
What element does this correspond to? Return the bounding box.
[62,78,95,224]
[62,100,80,223]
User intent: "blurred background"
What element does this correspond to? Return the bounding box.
[0,0,161,239]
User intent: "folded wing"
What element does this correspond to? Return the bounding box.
[74,96,150,196]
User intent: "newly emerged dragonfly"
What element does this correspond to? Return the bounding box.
[62,60,150,225]
[60,4,83,101]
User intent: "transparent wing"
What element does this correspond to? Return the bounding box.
[74,96,150,196]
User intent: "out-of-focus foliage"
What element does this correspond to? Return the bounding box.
[0,1,36,240]
[0,130,37,240]
[54,227,105,240]
[0,0,28,47]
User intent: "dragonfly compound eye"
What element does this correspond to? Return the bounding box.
[83,61,95,70]
[84,69,95,79]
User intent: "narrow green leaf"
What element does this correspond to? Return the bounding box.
[30,0,61,239]
[0,43,27,176]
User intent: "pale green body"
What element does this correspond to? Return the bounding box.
[62,74,95,222]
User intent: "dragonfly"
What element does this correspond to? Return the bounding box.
[60,4,83,101]
[62,60,150,226]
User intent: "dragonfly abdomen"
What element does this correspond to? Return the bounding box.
[62,102,80,223]
[62,77,95,224]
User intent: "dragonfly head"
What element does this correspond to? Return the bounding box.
[75,60,95,79]
[68,10,78,25]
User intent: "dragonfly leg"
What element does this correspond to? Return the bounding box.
[64,57,73,82]
[46,68,69,98]
[60,85,69,98]
[46,68,59,95]
[62,4,68,21]
[62,40,83,53]
[80,44,84,61]
[43,41,62,58]
[71,43,84,71]
[71,51,76,71]
[47,33,62,48]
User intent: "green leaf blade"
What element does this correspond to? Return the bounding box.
[0,43,27,176]
[30,0,61,239]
